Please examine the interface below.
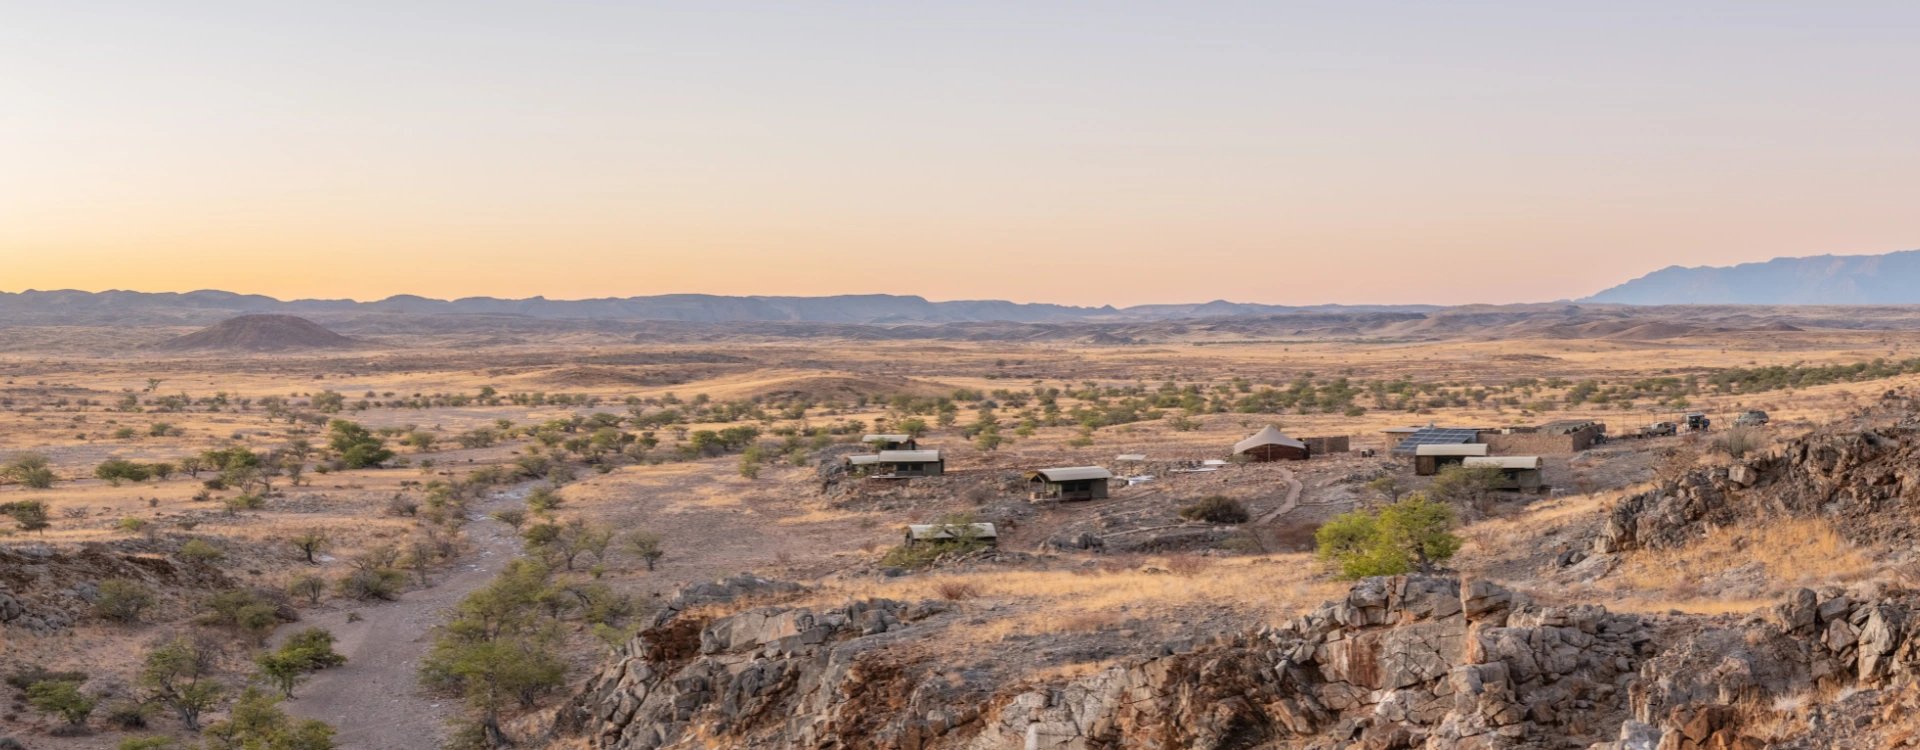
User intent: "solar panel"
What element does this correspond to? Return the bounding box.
[1391,428,1480,455]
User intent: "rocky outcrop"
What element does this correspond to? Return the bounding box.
[0,543,234,633]
[1598,396,1920,556]
[557,595,968,749]
[965,576,1649,750]
[556,571,1920,749]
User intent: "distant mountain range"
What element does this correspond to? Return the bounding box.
[1584,249,1920,305]
[0,289,1438,326]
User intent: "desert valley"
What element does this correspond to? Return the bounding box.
[5,299,1920,749]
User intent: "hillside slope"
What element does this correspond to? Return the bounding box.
[157,314,356,351]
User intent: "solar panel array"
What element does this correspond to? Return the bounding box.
[1391,428,1481,455]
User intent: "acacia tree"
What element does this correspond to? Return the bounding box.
[1,453,56,488]
[420,560,566,746]
[626,531,665,571]
[291,529,330,564]
[1315,495,1461,579]
[140,636,225,731]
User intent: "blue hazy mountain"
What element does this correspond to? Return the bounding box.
[1584,250,1920,305]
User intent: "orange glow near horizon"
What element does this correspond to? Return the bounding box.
[3,4,1916,306]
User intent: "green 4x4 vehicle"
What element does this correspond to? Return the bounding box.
[1735,410,1770,427]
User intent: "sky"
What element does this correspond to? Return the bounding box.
[3,2,1917,306]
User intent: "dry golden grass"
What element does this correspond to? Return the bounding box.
[1599,517,1878,614]
[783,553,1346,644]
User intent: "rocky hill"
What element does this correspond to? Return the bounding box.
[157,314,356,351]
[1584,249,1920,305]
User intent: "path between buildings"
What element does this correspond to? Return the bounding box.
[1253,467,1304,526]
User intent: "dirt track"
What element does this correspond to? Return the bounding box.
[279,486,530,750]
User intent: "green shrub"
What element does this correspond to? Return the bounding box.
[337,568,405,601]
[200,688,336,749]
[288,574,328,605]
[0,499,51,532]
[257,628,346,697]
[27,679,96,726]
[1,453,55,488]
[95,459,153,486]
[177,539,224,563]
[1178,496,1250,524]
[93,579,156,623]
[7,666,89,691]
[101,700,154,729]
[224,494,266,512]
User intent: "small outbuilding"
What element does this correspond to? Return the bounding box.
[1302,436,1351,454]
[861,434,918,451]
[1233,425,1310,462]
[903,522,998,547]
[1462,456,1546,492]
[1026,466,1114,501]
[1414,443,1490,475]
[845,449,944,478]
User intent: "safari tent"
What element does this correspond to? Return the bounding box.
[903,522,998,547]
[1026,466,1114,501]
[845,449,944,478]
[1232,425,1310,462]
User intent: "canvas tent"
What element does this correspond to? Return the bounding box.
[844,449,944,478]
[1026,466,1114,501]
[1233,425,1310,461]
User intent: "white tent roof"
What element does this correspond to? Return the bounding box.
[1028,466,1114,482]
[877,450,942,463]
[1233,425,1307,455]
[1415,443,1490,457]
[862,434,912,443]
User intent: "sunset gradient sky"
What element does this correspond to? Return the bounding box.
[4,2,1916,306]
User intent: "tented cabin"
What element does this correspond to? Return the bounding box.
[903,522,998,547]
[1233,425,1310,462]
[1415,443,1490,475]
[845,449,944,478]
[1026,466,1114,501]
[861,434,918,451]
[1462,456,1545,492]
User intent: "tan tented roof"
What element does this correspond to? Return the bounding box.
[877,450,942,463]
[1027,466,1114,482]
[862,434,912,443]
[1415,443,1490,457]
[1233,425,1307,455]
[1464,456,1543,470]
[846,455,882,466]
